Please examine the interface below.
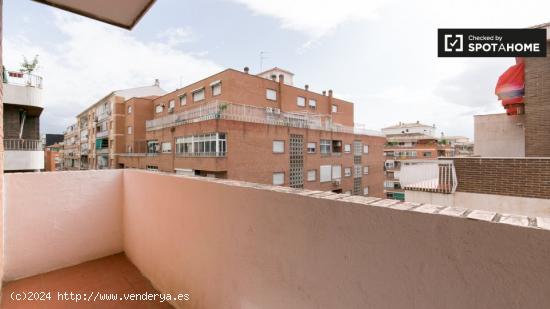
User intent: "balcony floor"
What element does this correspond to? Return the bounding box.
[1,253,173,308]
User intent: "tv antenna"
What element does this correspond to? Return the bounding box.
[260,51,269,72]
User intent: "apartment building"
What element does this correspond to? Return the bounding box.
[72,82,166,170]
[2,69,44,172]
[62,123,80,169]
[117,67,385,196]
[382,122,453,200]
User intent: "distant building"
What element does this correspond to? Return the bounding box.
[2,69,44,172]
[42,133,64,147]
[72,82,166,170]
[382,122,447,201]
[44,143,62,171]
[64,67,386,196]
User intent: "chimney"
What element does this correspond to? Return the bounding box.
[278,74,285,85]
[244,66,249,74]
[322,90,326,96]
[154,79,160,86]
[270,74,277,81]
[305,84,309,91]
[416,120,419,124]
[328,89,333,97]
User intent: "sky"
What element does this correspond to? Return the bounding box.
[4,0,550,139]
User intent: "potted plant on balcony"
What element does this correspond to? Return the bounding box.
[215,103,228,119]
[19,55,39,86]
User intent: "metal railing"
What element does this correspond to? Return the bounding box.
[96,130,109,138]
[4,71,43,88]
[146,100,384,137]
[399,160,457,194]
[175,152,226,158]
[4,139,42,151]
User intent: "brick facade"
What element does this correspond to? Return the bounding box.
[524,41,550,157]
[450,157,550,199]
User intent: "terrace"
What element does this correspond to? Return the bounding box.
[2,169,550,308]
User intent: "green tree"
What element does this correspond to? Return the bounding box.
[20,55,39,74]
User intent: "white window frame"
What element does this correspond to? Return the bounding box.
[332,165,342,180]
[308,99,316,108]
[168,100,175,109]
[320,140,331,155]
[344,144,351,153]
[307,170,316,182]
[266,89,277,101]
[273,172,285,186]
[363,166,369,175]
[162,142,172,153]
[320,165,332,182]
[127,126,132,134]
[155,104,163,113]
[273,140,285,153]
[332,104,338,113]
[307,142,316,153]
[211,81,222,96]
[363,145,369,154]
[344,167,352,177]
[363,186,369,196]
[127,105,132,114]
[297,96,306,107]
[192,88,205,102]
[179,94,187,106]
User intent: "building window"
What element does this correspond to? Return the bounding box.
[266,89,277,101]
[273,172,284,185]
[308,99,316,108]
[344,144,351,153]
[192,88,205,102]
[273,140,285,153]
[363,186,369,196]
[127,106,132,114]
[127,126,132,134]
[320,165,332,182]
[127,145,132,153]
[175,133,226,156]
[332,104,338,113]
[162,142,172,153]
[320,140,331,154]
[307,142,316,153]
[169,100,175,109]
[423,151,432,157]
[179,94,187,106]
[363,166,369,175]
[146,165,159,171]
[155,104,163,113]
[332,140,342,153]
[147,140,159,154]
[332,165,342,180]
[307,170,316,181]
[344,167,352,177]
[211,81,221,96]
[297,96,305,107]
[363,145,369,154]
[354,165,362,177]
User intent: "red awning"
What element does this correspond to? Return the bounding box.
[495,58,525,115]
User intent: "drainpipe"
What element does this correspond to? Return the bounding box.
[328,89,333,128]
[278,74,285,110]
[19,109,27,139]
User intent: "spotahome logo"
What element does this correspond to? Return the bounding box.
[438,29,546,57]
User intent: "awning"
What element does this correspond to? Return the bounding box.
[495,58,525,115]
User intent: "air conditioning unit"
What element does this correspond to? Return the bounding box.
[273,108,281,115]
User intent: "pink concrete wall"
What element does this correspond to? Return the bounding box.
[122,170,550,309]
[3,170,124,281]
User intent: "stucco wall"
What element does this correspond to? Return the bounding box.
[474,113,525,157]
[3,170,124,281]
[123,170,550,309]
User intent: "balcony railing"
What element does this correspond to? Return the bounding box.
[96,130,109,138]
[3,71,43,88]
[175,151,226,158]
[146,100,384,137]
[399,160,457,194]
[4,139,42,151]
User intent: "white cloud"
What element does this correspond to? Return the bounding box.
[4,12,222,133]
[157,27,195,46]
[232,0,387,38]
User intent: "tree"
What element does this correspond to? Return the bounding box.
[20,55,39,74]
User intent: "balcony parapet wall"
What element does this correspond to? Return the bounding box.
[443,157,550,199]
